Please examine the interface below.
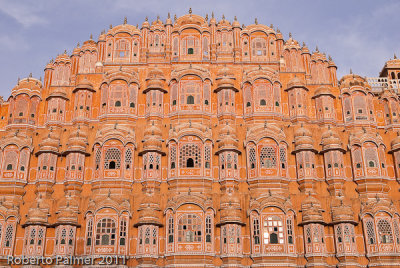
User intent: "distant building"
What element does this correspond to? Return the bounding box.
[0,11,399,268]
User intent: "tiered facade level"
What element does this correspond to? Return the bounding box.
[0,11,400,267]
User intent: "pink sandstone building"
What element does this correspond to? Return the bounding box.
[0,10,399,267]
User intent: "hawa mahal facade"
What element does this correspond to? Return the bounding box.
[0,11,400,267]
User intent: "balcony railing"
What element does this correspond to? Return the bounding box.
[367,77,400,93]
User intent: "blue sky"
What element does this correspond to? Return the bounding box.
[0,0,399,97]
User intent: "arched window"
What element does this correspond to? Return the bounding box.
[260,99,266,106]
[115,101,121,107]
[178,214,202,242]
[377,219,393,244]
[95,218,116,246]
[253,218,260,244]
[180,144,201,168]
[249,147,256,169]
[260,146,276,168]
[4,224,14,248]
[6,164,12,170]
[104,148,121,170]
[187,95,195,104]
[263,216,283,244]
[168,217,174,243]
[188,48,194,54]
[86,219,93,246]
[205,216,212,243]
[119,219,127,246]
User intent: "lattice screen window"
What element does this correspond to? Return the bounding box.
[68,228,74,245]
[60,228,67,244]
[115,39,130,58]
[95,218,116,246]
[86,219,93,246]
[344,224,353,243]
[377,219,393,244]
[279,147,286,169]
[170,146,176,169]
[260,146,276,168]
[393,218,400,244]
[205,216,212,242]
[168,217,174,243]
[3,224,13,247]
[305,226,311,243]
[263,216,283,244]
[4,150,18,171]
[152,228,157,245]
[365,219,376,244]
[352,148,363,169]
[365,147,378,168]
[104,148,121,169]
[354,95,366,114]
[177,214,202,243]
[38,227,44,246]
[125,148,132,169]
[252,38,267,56]
[179,144,201,168]
[336,225,343,243]
[222,227,227,244]
[234,154,238,169]
[287,218,294,244]
[253,218,260,244]
[120,219,127,246]
[249,147,256,169]
[205,146,211,168]
[145,227,151,244]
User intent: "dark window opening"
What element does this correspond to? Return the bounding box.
[130,102,135,108]
[187,95,195,104]
[115,101,121,107]
[172,100,177,106]
[109,161,116,169]
[246,102,251,107]
[186,158,194,168]
[260,99,266,106]
[188,48,194,54]
[6,164,12,170]
[270,233,278,244]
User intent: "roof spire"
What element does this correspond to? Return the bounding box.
[205,14,208,21]
[90,33,93,40]
[234,16,237,21]
[145,16,148,21]
[174,14,177,21]
[168,12,170,19]
[289,32,292,38]
[124,17,127,24]
[109,24,112,29]
[395,53,398,59]
[315,46,319,52]
[255,18,258,24]
[211,12,214,18]
[189,7,192,14]
[350,68,353,74]
[222,14,225,20]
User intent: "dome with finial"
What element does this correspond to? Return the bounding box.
[219,191,243,225]
[300,194,325,224]
[215,65,237,92]
[140,122,164,155]
[301,42,310,54]
[74,76,95,92]
[312,86,335,99]
[65,126,89,154]
[294,125,315,151]
[232,16,240,28]
[108,19,140,36]
[54,51,71,64]
[331,200,356,224]
[47,86,68,100]
[37,129,60,154]
[72,43,81,55]
[339,73,371,91]
[142,16,150,28]
[286,76,306,90]
[216,122,240,154]
[135,193,162,227]
[165,12,172,25]
[144,67,167,93]
[11,74,42,97]
[283,34,301,50]
[320,127,344,152]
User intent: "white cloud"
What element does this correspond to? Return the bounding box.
[0,0,47,27]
